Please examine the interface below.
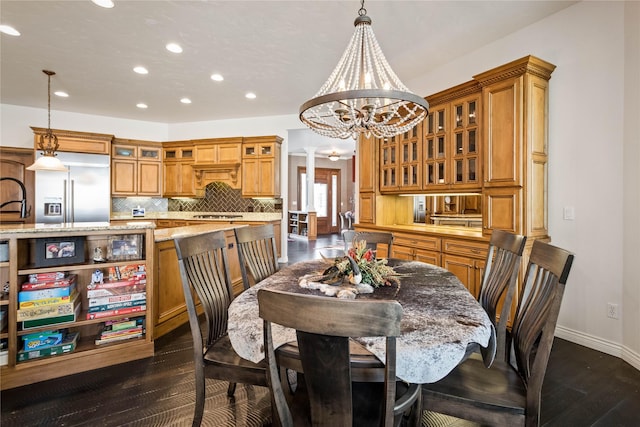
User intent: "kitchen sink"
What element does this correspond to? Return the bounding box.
[192,214,243,219]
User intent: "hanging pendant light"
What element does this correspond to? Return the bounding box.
[27,70,68,172]
[299,0,429,140]
[328,151,340,161]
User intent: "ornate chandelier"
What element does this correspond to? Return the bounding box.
[27,70,67,172]
[299,0,429,140]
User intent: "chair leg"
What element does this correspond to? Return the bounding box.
[227,382,237,397]
[193,367,205,427]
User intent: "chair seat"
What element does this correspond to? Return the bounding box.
[423,356,526,416]
[204,334,268,386]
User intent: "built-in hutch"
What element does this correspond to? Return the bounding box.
[288,211,317,240]
[357,55,555,319]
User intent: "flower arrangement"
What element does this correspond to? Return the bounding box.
[322,239,401,288]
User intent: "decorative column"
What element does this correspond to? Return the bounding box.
[304,146,316,212]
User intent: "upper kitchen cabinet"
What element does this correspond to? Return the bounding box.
[380,122,423,193]
[475,55,555,237]
[162,142,196,197]
[192,138,243,193]
[357,134,377,224]
[0,147,34,224]
[379,134,399,192]
[423,81,482,191]
[241,136,282,198]
[111,139,162,197]
[30,127,113,155]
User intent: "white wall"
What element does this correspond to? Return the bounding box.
[0,104,168,147]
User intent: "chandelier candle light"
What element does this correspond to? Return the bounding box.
[299,0,429,139]
[27,70,67,172]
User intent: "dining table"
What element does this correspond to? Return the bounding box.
[228,258,496,384]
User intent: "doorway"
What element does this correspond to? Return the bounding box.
[298,167,341,235]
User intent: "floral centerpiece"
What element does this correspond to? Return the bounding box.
[321,240,401,288]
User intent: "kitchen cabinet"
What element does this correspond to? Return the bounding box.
[379,134,399,192]
[30,127,113,155]
[241,136,282,198]
[423,82,482,191]
[111,140,162,197]
[162,144,195,197]
[391,233,441,266]
[398,123,423,191]
[357,134,377,224]
[0,223,155,390]
[192,138,243,192]
[441,238,488,298]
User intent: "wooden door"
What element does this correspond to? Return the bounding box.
[298,167,341,235]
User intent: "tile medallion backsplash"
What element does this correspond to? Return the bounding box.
[112,182,281,214]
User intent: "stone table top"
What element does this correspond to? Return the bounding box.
[228,258,495,384]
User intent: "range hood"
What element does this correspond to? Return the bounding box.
[193,163,241,196]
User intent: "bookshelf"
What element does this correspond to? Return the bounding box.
[0,222,155,390]
[288,211,317,240]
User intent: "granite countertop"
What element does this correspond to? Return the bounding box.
[111,211,281,222]
[153,222,248,242]
[0,221,156,235]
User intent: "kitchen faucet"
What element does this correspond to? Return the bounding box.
[0,177,28,218]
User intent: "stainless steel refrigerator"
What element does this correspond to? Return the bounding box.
[35,152,110,223]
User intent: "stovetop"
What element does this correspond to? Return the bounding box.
[192,214,243,219]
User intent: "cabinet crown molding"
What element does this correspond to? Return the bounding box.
[473,55,557,86]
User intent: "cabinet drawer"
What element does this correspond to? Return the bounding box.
[442,238,488,259]
[393,233,441,252]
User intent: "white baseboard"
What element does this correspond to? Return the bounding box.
[555,325,640,371]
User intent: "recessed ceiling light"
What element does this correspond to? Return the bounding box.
[136,103,148,109]
[166,43,183,53]
[180,98,192,104]
[245,92,257,99]
[0,25,20,36]
[54,91,69,98]
[133,66,148,75]
[210,74,224,82]
[91,0,114,8]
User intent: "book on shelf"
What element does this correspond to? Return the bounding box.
[21,274,77,290]
[87,277,146,290]
[17,292,80,322]
[88,292,146,308]
[87,299,146,313]
[108,264,146,281]
[22,330,65,350]
[86,282,146,298]
[18,282,78,307]
[27,272,68,284]
[0,309,6,331]
[102,316,145,332]
[22,300,81,329]
[95,330,143,345]
[86,305,146,320]
[17,332,79,362]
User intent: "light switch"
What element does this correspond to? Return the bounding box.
[563,206,575,220]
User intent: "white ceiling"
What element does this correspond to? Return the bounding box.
[1,0,575,155]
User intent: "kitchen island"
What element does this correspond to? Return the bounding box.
[152,222,250,338]
[0,221,156,389]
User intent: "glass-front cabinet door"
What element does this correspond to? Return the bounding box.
[423,105,448,189]
[451,94,481,189]
[398,122,422,191]
[380,135,399,192]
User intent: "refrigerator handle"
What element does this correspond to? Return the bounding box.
[70,180,75,223]
[63,179,68,223]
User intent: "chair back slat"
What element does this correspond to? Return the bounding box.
[343,231,394,256]
[175,231,234,348]
[235,224,279,289]
[510,240,574,388]
[259,289,403,427]
[478,230,526,360]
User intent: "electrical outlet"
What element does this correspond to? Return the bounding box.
[607,303,619,319]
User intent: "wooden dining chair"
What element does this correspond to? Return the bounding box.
[478,229,527,361]
[234,224,279,290]
[174,230,268,427]
[343,231,394,257]
[421,240,574,427]
[258,288,421,427]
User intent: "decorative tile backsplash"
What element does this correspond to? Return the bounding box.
[112,182,281,214]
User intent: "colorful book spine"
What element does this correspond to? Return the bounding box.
[16,293,79,321]
[87,283,146,298]
[22,303,80,329]
[22,330,64,350]
[17,332,79,362]
[99,326,144,339]
[27,272,67,284]
[86,305,146,320]
[108,264,146,281]
[88,292,146,307]
[87,299,146,313]
[95,331,143,345]
[21,274,77,290]
[18,289,78,309]
[18,282,77,304]
[87,278,146,290]
[103,317,144,332]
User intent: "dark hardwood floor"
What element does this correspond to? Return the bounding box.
[2,234,639,426]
